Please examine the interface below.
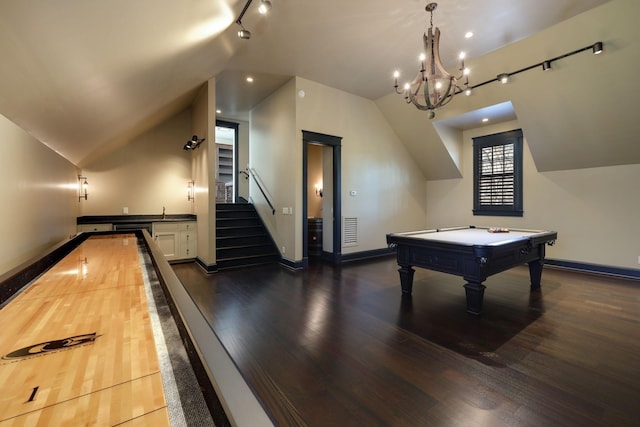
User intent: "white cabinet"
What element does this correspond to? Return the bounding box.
[179,222,197,259]
[77,223,113,232]
[153,224,179,260]
[152,221,197,261]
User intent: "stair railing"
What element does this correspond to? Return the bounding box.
[245,167,276,215]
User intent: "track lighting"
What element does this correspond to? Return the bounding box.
[235,0,274,40]
[183,135,204,151]
[458,41,604,95]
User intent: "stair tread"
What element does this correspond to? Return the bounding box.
[217,253,278,261]
[217,231,268,237]
[216,242,273,249]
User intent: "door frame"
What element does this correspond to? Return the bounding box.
[215,119,239,202]
[302,130,342,265]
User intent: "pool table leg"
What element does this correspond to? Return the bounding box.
[528,259,544,290]
[398,265,415,294]
[463,281,487,315]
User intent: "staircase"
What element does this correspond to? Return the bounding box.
[216,203,280,270]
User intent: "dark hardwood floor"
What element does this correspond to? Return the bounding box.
[172,257,640,427]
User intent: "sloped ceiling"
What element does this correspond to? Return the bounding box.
[379,0,640,177]
[0,0,626,173]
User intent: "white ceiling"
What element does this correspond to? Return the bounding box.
[0,0,612,166]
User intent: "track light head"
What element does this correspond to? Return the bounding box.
[497,73,509,84]
[593,41,603,55]
[183,135,204,151]
[542,60,552,71]
[237,26,251,40]
[258,0,272,15]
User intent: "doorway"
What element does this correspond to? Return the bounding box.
[302,130,342,265]
[215,120,239,203]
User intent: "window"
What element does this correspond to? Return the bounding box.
[473,129,523,217]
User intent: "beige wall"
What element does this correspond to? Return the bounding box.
[0,114,78,275]
[250,78,298,260]
[190,79,216,267]
[80,109,193,216]
[296,77,428,254]
[426,120,640,270]
[250,76,428,262]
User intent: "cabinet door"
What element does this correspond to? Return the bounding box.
[154,231,179,260]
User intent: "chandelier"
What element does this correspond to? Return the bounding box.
[393,3,469,119]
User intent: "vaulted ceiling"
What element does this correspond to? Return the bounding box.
[3,0,636,177]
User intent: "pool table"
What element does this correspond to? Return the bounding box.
[386,226,557,315]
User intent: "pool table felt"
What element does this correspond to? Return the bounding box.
[396,228,543,246]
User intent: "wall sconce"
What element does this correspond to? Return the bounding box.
[78,175,88,201]
[187,180,195,202]
[315,183,323,198]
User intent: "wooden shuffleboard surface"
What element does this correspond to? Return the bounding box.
[0,234,169,426]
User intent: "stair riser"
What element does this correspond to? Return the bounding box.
[217,227,265,238]
[216,218,262,227]
[217,245,277,258]
[216,211,257,219]
[217,255,280,270]
[217,235,272,247]
[216,203,255,211]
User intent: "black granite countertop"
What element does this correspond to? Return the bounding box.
[77,214,196,224]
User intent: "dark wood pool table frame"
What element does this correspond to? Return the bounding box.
[386,226,557,315]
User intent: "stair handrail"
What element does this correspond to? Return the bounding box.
[245,167,276,215]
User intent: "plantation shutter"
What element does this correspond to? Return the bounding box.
[473,129,523,217]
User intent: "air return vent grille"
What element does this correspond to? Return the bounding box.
[343,217,358,247]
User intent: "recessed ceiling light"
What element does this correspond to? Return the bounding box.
[482,118,489,123]
[216,109,221,114]
[246,76,254,83]
[465,31,474,39]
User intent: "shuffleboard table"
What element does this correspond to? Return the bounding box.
[386,226,557,315]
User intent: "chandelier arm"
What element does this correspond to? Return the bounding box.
[424,79,455,110]
[408,90,432,111]
[424,29,454,80]
[421,83,436,109]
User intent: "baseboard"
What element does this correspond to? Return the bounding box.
[338,247,395,263]
[279,258,304,270]
[195,257,217,273]
[545,258,640,280]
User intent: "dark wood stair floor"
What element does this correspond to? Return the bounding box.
[172,258,640,426]
[215,203,279,270]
